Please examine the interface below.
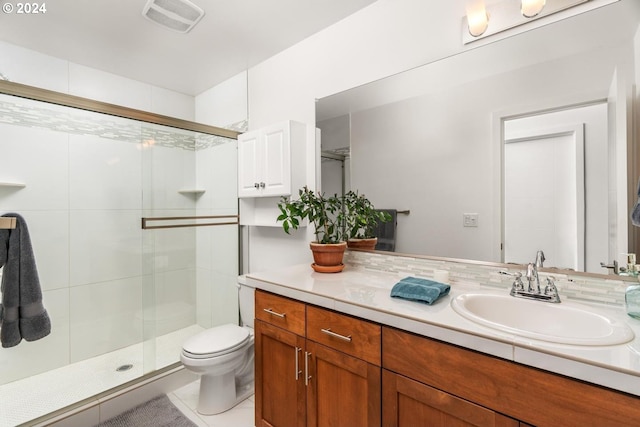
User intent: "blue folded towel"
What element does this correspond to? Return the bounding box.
[390,276,450,305]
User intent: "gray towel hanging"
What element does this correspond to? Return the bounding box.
[0,213,51,347]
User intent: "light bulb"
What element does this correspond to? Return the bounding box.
[521,0,546,18]
[466,4,489,37]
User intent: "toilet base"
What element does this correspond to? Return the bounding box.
[196,372,255,415]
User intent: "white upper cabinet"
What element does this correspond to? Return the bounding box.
[238,120,306,198]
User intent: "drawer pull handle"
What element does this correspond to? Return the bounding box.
[305,351,312,386]
[263,308,286,318]
[295,347,302,380]
[321,328,352,342]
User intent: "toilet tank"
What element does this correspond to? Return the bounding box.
[238,275,255,329]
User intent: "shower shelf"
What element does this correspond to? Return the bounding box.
[0,182,26,188]
[178,189,206,196]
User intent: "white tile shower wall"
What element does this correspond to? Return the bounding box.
[70,277,143,362]
[0,287,69,384]
[345,251,629,307]
[194,141,240,328]
[0,41,69,93]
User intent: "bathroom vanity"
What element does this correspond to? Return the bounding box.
[249,262,640,427]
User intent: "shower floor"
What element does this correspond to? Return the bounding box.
[0,324,205,427]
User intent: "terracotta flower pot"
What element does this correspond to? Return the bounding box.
[310,242,347,273]
[347,238,378,251]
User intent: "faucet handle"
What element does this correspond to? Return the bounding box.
[512,272,525,292]
[544,276,560,302]
[500,271,524,293]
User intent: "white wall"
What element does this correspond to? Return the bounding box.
[196,71,247,128]
[0,41,195,120]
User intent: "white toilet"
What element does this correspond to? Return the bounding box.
[180,276,255,415]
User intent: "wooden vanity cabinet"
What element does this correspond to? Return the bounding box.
[256,289,640,427]
[255,290,381,427]
[383,326,640,427]
[382,369,520,427]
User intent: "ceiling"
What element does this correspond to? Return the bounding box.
[0,0,378,96]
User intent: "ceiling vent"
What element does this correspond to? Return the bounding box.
[142,0,205,34]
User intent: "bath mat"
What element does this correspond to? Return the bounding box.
[95,394,197,427]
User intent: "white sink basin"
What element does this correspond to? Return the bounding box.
[451,293,634,346]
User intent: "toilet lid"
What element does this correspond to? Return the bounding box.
[183,324,250,358]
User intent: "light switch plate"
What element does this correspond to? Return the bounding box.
[463,213,479,227]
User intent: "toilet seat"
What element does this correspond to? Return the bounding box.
[183,324,251,359]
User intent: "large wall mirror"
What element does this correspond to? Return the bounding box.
[317,0,640,275]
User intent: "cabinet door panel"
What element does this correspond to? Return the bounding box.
[383,327,640,426]
[262,123,290,196]
[307,340,381,427]
[255,320,306,427]
[237,131,261,197]
[382,370,518,427]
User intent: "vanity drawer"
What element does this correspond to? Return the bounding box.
[255,290,306,336]
[306,305,381,365]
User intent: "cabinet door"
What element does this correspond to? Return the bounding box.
[306,340,381,427]
[255,320,306,427]
[238,130,262,197]
[382,370,518,427]
[261,122,290,197]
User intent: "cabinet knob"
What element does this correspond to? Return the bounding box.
[254,182,260,189]
[259,182,266,188]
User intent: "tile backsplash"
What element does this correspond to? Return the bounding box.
[345,250,631,307]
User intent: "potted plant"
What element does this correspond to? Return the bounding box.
[277,186,347,273]
[343,190,392,250]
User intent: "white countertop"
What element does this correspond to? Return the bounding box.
[247,263,640,397]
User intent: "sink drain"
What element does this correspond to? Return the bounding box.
[116,364,133,372]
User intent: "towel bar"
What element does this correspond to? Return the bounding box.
[0,217,17,229]
[141,215,239,230]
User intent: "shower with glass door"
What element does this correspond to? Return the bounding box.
[0,82,242,426]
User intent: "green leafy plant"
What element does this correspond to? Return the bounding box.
[277,186,346,244]
[343,190,392,240]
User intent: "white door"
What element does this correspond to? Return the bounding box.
[503,125,585,271]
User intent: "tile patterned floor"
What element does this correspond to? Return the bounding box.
[169,381,255,427]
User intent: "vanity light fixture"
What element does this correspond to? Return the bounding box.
[466,2,490,37]
[462,0,591,44]
[521,0,546,18]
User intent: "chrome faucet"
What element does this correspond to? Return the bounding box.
[499,253,560,303]
[526,262,540,294]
